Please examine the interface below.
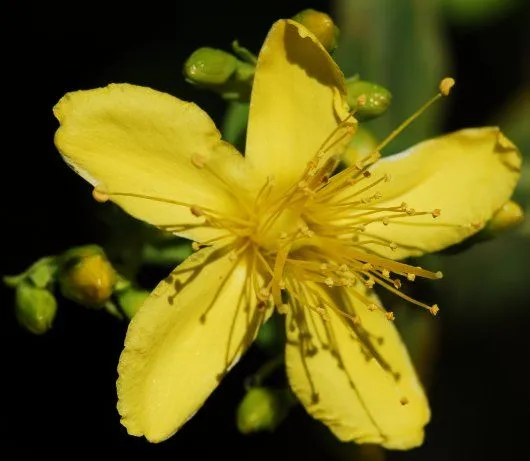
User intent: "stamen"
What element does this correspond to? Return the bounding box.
[375,77,456,152]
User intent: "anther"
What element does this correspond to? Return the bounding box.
[385,311,395,321]
[400,396,410,406]
[324,277,335,287]
[259,288,270,301]
[92,185,109,203]
[406,207,416,215]
[362,263,373,271]
[364,278,375,288]
[389,242,398,251]
[439,77,455,97]
[191,242,201,251]
[435,271,443,279]
[382,217,390,226]
[430,304,440,316]
[368,304,378,311]
[190,205,203,217]
[191,153,206,168]
[432,208,441,218]
[407,273,416,281]
[382,269,390,278]
[393,279,402,289]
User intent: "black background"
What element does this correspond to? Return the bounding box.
[3,1,530,459]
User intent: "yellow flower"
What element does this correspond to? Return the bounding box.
[53,20,521,449]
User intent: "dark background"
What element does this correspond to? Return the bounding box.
[3,1,529,459]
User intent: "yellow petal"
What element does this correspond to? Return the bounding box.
[285,285,430,449]
[246,20,353,193]
[351,127,521,259]
[54,84,252,242]
[117,246,270,442]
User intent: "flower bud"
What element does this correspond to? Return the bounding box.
[485,200,524,235]
[341,126,379,167]
[58,246,116,308]
[292,9,340,53]
[117,287,149,320]
[236,387,293,434]
[184,48,238,86]
[346,78,392,121]
[15,281,57,335]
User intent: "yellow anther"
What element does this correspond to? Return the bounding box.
[406,207,416,215]
[432,208,441,218]
[384,174,392,182]
[190,206,203,217]
[439,77,455,96]
[339,264,349,271]
[382,217,390,226]
[298,180,308,190]
[393,279,402,289]
[382,269,390,278]
[324,277,335,287]
[435,271,443,279]
[191,153,206,168]
[364,277,375,288]
[352,316,361,325]
[92,185,109,203]
[430,304,440,316]
[259,288,270,300]
[389,242,398,251]
[400,396,410,406]
[277,304,289,315]
[374,191,383,199]
[368,304,378,311]
[385,311,395,321]
[362,170,372,178]
[407,273,416,281]
[362,263,373,271]
[191,242,201,251]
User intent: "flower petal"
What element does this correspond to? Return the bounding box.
[344,127,521,259]
[246,20,353,193]
[54,84,252,242]
[117,246,270,442]
[285,285,430,449]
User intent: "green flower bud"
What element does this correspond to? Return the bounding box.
[15,281,57,335]
[341,126,379,167]
[292,9,340,53]
[117,287,149,320]
[346,78,392,121]
[236,387,293,434]
[184,48,238,86]
[184,47,255,101]
[484,200,524,236]
[58,246,116,308]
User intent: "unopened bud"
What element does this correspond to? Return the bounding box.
[58,246,116,308]
[236,387,293,434]
[184,47,238,86]
[341,126,378,167]
[485,200,524,235]
[15,281,57,335]
[117,287,149,320]
[345,78,392,121]
[292,9,340,53]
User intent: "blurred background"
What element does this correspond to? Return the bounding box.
[4,0,529,459]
